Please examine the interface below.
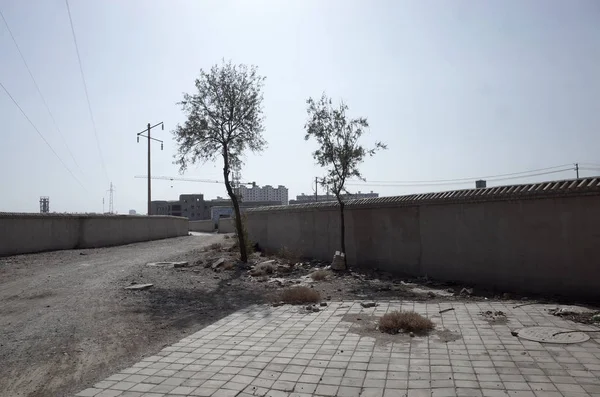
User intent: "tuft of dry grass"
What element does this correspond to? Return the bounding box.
[278,246,300,262]
[379,311,434,335]
[207,242,222,251]
[250,261,275,276]
[280,286,320,304]
[310,269,332,281]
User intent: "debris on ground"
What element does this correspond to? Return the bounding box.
[480,310,508,324]
[146,261,189,268]
[211,258,225,270]
[439,308,455,314]
[459,287,473,296]
[361,302,377,308]
[331,251,346,271]
[124,283,153,291]
[548,306,600,325]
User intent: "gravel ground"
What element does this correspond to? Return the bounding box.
[1,233,597,397]
[0,233,238,397]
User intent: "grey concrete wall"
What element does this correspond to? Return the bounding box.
[189,220,215,233]
[218,218,236,234]
[0,214,188,256]
[245,194,600,300]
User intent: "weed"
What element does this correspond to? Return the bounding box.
[379,311,434,335]
[310,269,332,281]
[280,287,320,304]
[278,246,300,262]
[207,242,222,251]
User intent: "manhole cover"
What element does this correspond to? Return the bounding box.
[517,326,590,344]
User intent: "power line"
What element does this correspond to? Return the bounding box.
[347,168,574,188]
[0,9,84,176]
[1,81,86,190]
[65,0,109,182]
[355,164,573,185]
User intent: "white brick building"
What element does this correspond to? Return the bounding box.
[238,183,288,205]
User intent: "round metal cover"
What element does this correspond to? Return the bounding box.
[518,326,590,344]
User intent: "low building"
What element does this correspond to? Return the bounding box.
[289,190,379,205]
[210,200,280,226]
[151,194,279,221]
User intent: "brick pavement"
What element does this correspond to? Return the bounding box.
[75,301,600,397]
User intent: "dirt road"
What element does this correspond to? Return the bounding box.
[0,233,251,397]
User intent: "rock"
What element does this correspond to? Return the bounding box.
[326,296,331,300]
[361,302,377,308]
[502,292,511,299]
[331,251,346,271]
[305,305,313,311]
[272,302,284,307]
[312,307,320,312]
[459,288,473,296]
[511,330,519,337]
[212,258,226,270]
[446,288,455,294]
[320,302,327,307]
[125,283,153,290]
[427,291,436,298]
[409,332,415,337]
[592,314,600,323]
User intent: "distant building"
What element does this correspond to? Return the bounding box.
[210,201,281,226]
[289,190,378,205]
[238,183,288,205]
[151,194,279,221]
[128,209,137,215]
[476,180,487,189]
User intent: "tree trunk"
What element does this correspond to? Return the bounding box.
[223,151,248,262]
[339,199,347,267]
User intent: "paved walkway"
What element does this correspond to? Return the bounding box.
[76,301,600,397]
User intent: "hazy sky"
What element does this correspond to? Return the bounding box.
[2,0,599,214]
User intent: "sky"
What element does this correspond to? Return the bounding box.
[1,0,599,214]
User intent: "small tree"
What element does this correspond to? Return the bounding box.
[173,61,266,262]
[304,93,386,266]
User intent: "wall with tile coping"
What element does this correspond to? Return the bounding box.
[245,181,600,300]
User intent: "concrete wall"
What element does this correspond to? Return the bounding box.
[218,218,236,234]
[0,214,189,257]
[189,220,215,233]
[245,193,600,300]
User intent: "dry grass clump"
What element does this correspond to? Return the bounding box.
[250,262,275,276]
[280,286,320,304]
[310,269,332,281]
[278,246,300,262]
[379,311,434,335]
[207,242,222,251]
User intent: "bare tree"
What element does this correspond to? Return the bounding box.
[304,93,386,266]
[173,61,266,262]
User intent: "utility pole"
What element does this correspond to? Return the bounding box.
[102,197,105,214]
[575,163,580,179]
[136,122,164,215]
[315,177,318,202]
[107,182,115,214]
